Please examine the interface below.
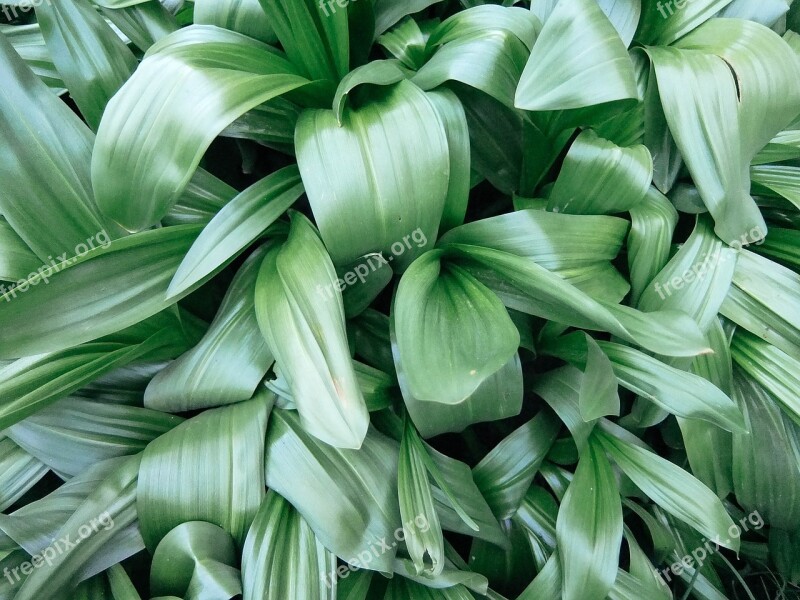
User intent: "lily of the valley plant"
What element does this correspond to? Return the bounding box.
[0,0,799,598]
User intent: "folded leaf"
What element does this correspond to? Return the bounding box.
[516,0,638,112]
[255,212,369,449]
[296,80,449,271]
[92,25,312,231]
[241,491,337,599]
[137,396,270,550]
[394,251,519,405]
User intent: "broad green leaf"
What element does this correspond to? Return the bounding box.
[639,216,737,330]
[731,371,800,530]
[137,396,270,550]
[547,130,652,215]
[751,165,800,211]
[8,397,182,478]
[0,22,66,93]
[107,564,143,600]
[628,187,678,305]
[635,0,733,45]
[148,247,274,412]
[438,208,629,273]
[646,46,761,246]
[149,521,240,599]
[383,576,473,600]
[164,167,238,227]
[545,332,744,431]
[427,88,471,232]
[340,254,394,319]
[557,436,623,600]
[35,0,137,130]
[398,417,445,576]
[241,491,336,599]
[597,0,642,46]
[0,225,202,359]
[532,366,596,453]
[378,17,429,69]
[296,80,449,271]
[92,25,311,231]
[770,528,800,585]
[264,408,402,573]
[373,0,444,36]
[259,0,349,83]
[472,411,560,519]
[443,244,711,357]
[14,454,143,600]
[517,550,561,599]
[731,329,800,425]
[255,212,369,449]
[721,248,800,361]
[0,33,116,261]
[195,0,277,43]
[168,165,303,297]
[414,7,538,108]
[596,424,740,550]
[398,347,524,438]
[642,58,682,194]
[0,318,194,430]
[0,218,40,282]
[394,251,519,405]
[0,437,48,512]
[516,0,638,112]
[97,0,178,51]
[580,334,621,420]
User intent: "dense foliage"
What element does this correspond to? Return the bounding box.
[1,0,800,598]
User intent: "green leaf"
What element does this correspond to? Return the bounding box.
[721,248,800,361]
[168,165,304,298]
[596,424,740,551]
[255,212,369,449]
[296,80,449,271]
[639,216,737,330]
[137,396,270,550]
[34,0,137,130]
[8,397,182,478]
[398,417,445,576]
[444,244,711,357]
[242,490,337,599]
[628,187,678,305]
[515,0,638,112]
[414,6,537,108]
[0,437,48,512]
[259,0,349,82]
[394,251,519,405]
[373,0,444,36]
[148,247,274,412]
[438,208,630,273]
[149,521,240,599]
[0,318,194,430]
[472,411,561,520]
[0,218,46,283]
[580,334,621,421]
[195,0,277,43]
[0,33,116,262]
[547,129,652,215]
[398,347,524,438]
[92,25,311,231]
[0,22,67,93]
[14,454,143,600]
[0,225,202,359]
[730,371,800,530]
[97,0,178,52]
[263,408,402,573]
[635,0,733,45]
[557,435,623,600]
[532,366,596,454]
